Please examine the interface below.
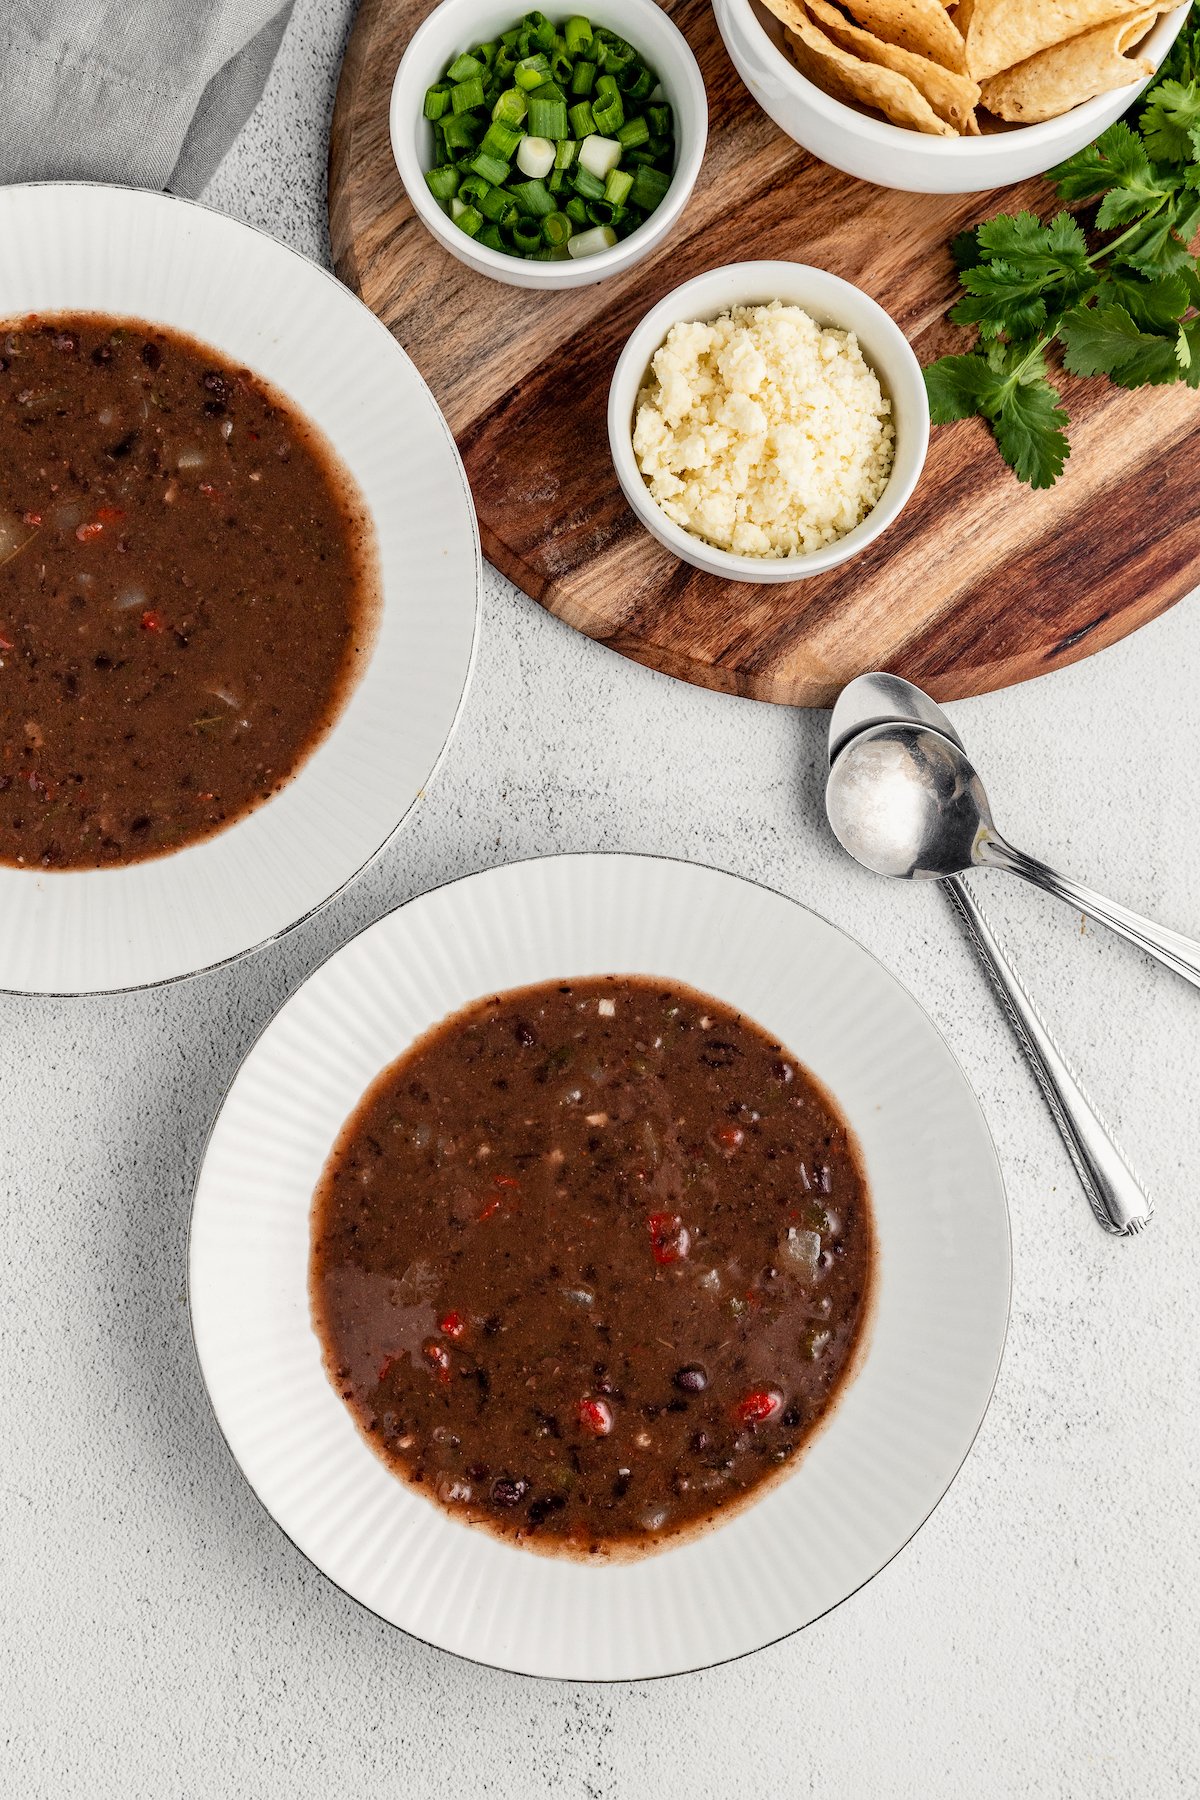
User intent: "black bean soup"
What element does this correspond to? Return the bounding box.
[311,976,874,1557]
[0,312,376,869]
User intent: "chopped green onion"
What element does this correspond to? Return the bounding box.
[512,218,544,253]
[469,150,511,185]
[603,167,633,206]
[564,15,592,54]
[450,75,486,114]
[492,86,527,125]
[571,164,606,201]
[592,74,623,133]
[596,31,634,73]
[566,223,616,259]
[529,10,557,50]
[478,182,516,221]
[425,164,460,201]
[514,52,551,89]
[481,118,523,159]
[516,135,556,178]
[620,65,654,102]
[543,209,572,246]
[568,100,596,138]
[570,58,596,95]
[647,103,671,137]
[479,223,505,251]
[577,133,621,179]
[424,85,451,122]
[615,115,649,149]
[438,113,479,152]
[474,40,498,65]
[565,195,588,225]
[628,163,670,211]
[455,203,484,237]
[554,138,577,168]
[512,176,556,216]
[447,52,484,82]
[527,87,568,139]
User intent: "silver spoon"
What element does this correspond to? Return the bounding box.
[827,718,1200,990]
[827,674,1152,1236]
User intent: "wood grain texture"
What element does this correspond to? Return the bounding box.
[329,0,1200,706]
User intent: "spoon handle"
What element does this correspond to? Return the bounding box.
[981,839,1200,991]
[944,875,1152,1237]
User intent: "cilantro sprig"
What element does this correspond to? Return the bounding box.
[924,25,1200,488]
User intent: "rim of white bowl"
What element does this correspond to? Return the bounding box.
[730,0,1189,159]
[389,0,708,286]
[188,849,1012,1682]
[0,181,481,996]
[608,260,929,583]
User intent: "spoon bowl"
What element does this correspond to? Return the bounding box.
[825,722,996,880]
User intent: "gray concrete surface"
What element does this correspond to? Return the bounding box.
[3,1,1199,1793]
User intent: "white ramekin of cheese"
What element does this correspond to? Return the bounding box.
[608,261,928,583]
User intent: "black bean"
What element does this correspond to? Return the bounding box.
[513,1020,537,1047]
[782,1405,803,1429]
[140,342,162,370]
[673,1364,708,1394]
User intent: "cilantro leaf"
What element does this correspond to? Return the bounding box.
[923,353,1003,423]
[1113,205,1196,276]
[1177,317,1200,388]
[1052,123,1150,201]
[951,262,1048,339]
[950,213,1094,337]
[1060,303,1181,386]
[1140,78,1200,163]
[990,362,1070,490]
[975,210,1091,283]
[1099,268,1191,329]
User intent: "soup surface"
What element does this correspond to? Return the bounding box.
[311,975,874,1556]
[0,312,376,869]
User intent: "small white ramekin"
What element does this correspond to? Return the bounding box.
[608,260,929,584]
[711,0,1189,196]
[390,0,708,290]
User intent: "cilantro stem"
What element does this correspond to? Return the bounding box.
[1083,196,1168,267]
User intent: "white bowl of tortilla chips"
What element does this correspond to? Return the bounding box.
[712,0,1191,193]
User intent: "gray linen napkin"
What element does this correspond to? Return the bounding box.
[0,0,294,198]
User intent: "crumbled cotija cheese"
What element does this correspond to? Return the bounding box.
[631,302,895,558]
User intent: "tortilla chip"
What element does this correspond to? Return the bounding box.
[836,0,969,71]
[959,0,1157,81]
[761,0,956,132]
[805,0,980,128]
[980,8,1165,120]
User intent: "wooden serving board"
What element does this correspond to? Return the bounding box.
[329,0,1200,706]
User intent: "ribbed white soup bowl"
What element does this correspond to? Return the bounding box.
[0,183,480,994]
[189,853,1011,1681]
